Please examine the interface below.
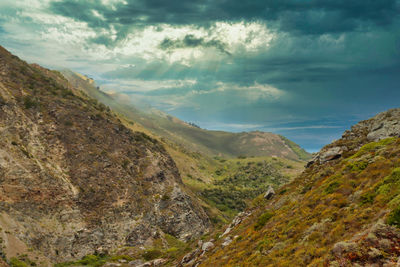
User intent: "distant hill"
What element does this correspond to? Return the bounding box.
[61,70,310,161]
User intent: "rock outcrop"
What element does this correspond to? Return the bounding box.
[0,46,210,264]
[264,185,275,199]
[308,108,400,167]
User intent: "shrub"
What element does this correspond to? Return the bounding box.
[348,161,368,172]
[23,96,38,109]
[215,169,223,176]
[161,194,170,201]
[78,255,103,265]
[360,191,376,205]
[254,211,274,230]
[387,207,400,227]
[142,249,162,261]
[325,181,340,194]
[10,258,28,267]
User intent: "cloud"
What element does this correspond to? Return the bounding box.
[159,34,230,55]
[1,0,399,151]
[45,0,400,37]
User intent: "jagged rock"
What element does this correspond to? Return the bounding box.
[264,185,275,199]
[307,109,400,169]
[221,237,232,248]
[366,109,400,141]
[104,263,121,267]
[319,146,343,162]
[181,248,201,266]
[202,241,214,252]
[308,146,343,167]
[221,227,231,237]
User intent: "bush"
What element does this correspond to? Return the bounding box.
[142,249,162,261]
[360,191,376,205]
[10,258,28,267]
[387,207,400,227]
[161,194,170,201]
[325,181,340,194]
[254,211,274,230]
[23,96,38,109]
[77,255,107,266]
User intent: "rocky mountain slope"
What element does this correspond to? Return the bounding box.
[0,46,210,265]
[182,108,400,266]
[61,70,306,225]
[61,70,310,161]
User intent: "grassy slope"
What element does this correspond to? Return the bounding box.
[199,136,400,266]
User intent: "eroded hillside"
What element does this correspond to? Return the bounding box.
[0,46,210,265]
[182,108,400,266]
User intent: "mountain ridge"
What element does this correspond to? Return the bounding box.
[0,45,210,264]
[61,70,310,161]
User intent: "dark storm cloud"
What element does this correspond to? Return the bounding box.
[159,35,230,55]
[2,0,400,151]
[49,0,400,40]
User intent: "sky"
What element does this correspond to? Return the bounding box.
[0,0,400,152]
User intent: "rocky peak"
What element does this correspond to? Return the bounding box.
[308,108,400,167]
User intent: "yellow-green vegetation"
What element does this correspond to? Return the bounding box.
[55,233,189,267]
[55,254,109,267]
[254,211,274,230]
[179,155,303,220]
[9,255,36,267]
[199,137,400,266]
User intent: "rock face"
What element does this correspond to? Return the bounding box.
[307,108,400,167]
[0,46,210,263]
[366,109,400,141]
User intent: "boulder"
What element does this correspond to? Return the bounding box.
[222,237,232,248]
[319,146,342,162]
[264,185,275,199]
[367,119,400,141]
[201,241,214,252]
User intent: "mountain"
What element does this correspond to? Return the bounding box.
[61,70,310,161]
[61,70,307,224]
[0,46,210,265]
[181,108,400,266]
